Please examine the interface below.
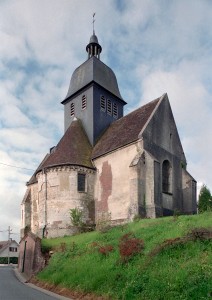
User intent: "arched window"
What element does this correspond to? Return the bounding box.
[162,160,172,194]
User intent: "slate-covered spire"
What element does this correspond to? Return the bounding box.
[86,13,102,59]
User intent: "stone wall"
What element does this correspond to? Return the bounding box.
[18,232,45,279]
[93,142,142,222]
[28,165,95,238]
[182,169,197,214]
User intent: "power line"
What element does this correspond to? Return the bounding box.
[0,162,35,171]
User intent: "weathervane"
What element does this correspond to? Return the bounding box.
[92,13,96,34]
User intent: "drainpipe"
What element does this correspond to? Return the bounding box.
[43,168,48,238]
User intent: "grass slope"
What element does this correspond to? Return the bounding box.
[38,212,212,299]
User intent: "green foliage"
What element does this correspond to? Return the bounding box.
[198,184,212,213]
[70,207,83,227]
[0,257,18,264]
[38,212,212,299]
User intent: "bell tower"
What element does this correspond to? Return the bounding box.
[61,25,126,146]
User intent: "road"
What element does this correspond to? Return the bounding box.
[0,266,69,300]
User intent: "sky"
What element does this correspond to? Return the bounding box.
[0,0,212,241]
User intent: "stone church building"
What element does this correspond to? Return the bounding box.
[21,32,197,238]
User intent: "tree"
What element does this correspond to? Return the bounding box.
[198,184,212,213]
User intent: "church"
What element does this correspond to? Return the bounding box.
[21,31,197,238]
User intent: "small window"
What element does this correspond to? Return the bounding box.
[82,95,86,110]
[100,95,106,111]
[107,99,112,115]
[78,173,86,192]
[113,103,118,118]
[70,102,75,116]
[9,247,17,252]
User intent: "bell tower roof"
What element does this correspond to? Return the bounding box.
[62,56,125,103]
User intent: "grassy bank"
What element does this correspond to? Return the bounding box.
[37,212,212,299]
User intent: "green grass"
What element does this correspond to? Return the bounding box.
[38,212,212,299]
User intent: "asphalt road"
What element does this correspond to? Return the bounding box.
[0,266,69,300]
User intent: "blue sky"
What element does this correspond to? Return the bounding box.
[0,0,212,240]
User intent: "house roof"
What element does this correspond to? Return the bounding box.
[27,154,50,185]
[0,241,8,250]
[92,97,161,159]
[0,240,19,254]
[35,118,94,173]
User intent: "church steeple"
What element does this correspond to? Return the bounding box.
[62,18,126,146]
[86,13,102,59]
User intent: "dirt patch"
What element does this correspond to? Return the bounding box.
[29,277,109,300]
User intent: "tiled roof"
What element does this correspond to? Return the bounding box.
[27,154,50,185]
[37,119,94,171]
[92,97,160,159]
[0,241,8,249]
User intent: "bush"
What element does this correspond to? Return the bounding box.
[0,257,18,264]
[119,232,144,263]
[70,208,83,227]
[198,185,212,213]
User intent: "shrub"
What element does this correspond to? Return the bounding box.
[0,257,18,264]
[198,185,212,213]
[119,232,144,263]
[70,208,83,227]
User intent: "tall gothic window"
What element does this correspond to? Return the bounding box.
[162,160,172,194]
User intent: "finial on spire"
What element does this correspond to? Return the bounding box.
[92,13,96,34]
[86,13,102,60]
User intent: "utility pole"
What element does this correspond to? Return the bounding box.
[7,226,13,265]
